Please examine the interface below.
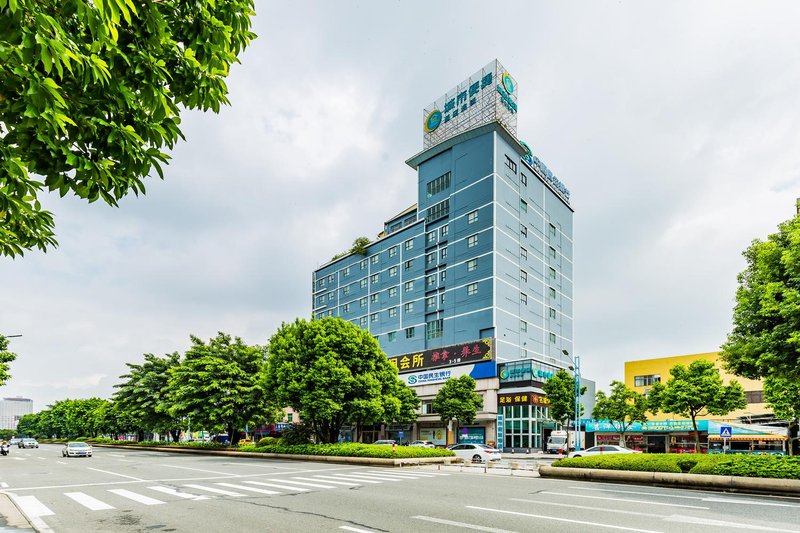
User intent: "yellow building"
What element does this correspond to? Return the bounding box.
[624,352,771,423]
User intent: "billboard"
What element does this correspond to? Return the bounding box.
[388,338,494,374]
[400,360,497,387]
[422,59,518,149]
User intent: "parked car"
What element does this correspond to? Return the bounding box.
[568,445,642,459]
[448,443,502,463]
[18,438,38,449]
[372,440,397,446]
[409,440,435,448]
[62,442,93,458]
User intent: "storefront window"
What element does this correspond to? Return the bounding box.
[501,404,547,451]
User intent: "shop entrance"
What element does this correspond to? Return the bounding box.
[646,435,666,454]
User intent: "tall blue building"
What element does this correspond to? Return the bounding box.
[312,60,580,450]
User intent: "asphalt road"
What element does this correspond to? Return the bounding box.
[1,444,799,533]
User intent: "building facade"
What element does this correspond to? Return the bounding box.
[312,60,576,450]
[0,397,33,431]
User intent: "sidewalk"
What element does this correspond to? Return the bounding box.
[501,451,560,461]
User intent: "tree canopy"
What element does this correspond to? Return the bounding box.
[592,381,650,447]
[0,0,256,256]
[432,375,483,430]
[0,335,16,387]
[114,352,182,442]
[167,332,274,445]
[542,368,585,427]
[721,211,800,381]
[649,359,746,452]
[264,317,418,443]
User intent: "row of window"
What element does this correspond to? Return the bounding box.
[373,318,445,342]
[426,172,451,197]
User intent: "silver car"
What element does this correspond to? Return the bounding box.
[568,445,641,459]
[62,442,93,458]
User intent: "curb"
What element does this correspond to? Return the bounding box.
[0,493,35,532]
[92,444,455,467]
[538,465,800,496]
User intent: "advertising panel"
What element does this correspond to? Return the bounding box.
[497,392,549,406]
[419,428,447,446]
[388,338,493,374]
[422,59,517,149]
[402,360,496,387]
[458,427,486,445]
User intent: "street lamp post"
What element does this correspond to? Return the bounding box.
[563,349,582,452]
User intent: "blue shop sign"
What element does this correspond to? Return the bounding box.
[459,427,486,445]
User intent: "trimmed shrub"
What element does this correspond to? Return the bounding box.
[246,442,455,459]
[688,455,800,479]
[553,454,683,473]
[256,437,279,447]
[278,424,314,445]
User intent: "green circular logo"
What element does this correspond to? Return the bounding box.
[424,109,443,133]
[520,141,532,158]
[502,72,515,94]
[500,369,509,379]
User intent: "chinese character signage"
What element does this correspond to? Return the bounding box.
[422,59,518,149]
[497,392,550,406]
[388,338,493,375]
[402,360,496,386]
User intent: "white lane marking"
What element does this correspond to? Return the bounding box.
[331,473,401,482]
[266,478,335,489]
[541,491,708,510]
[56,461,67,465]
[664,514,800,532]
[215,483,280,495]
[510,498,658,518]
[0,482,8,488]
[465,506,664,533]
[413,515,518,533]
[37,457,46,460]
[9,495,54,517]
[292,477,359,486]
[88,468,145,481]
[65,492,115,511]
[108,454,127,458]
[358,471,435,479]
[703,496,800,508]
[340,527,378,533]
[568,486,703,500]
[160,464,234,475]
[148,486,208,500]
[183,484,244,497]
[108,489,165,505]
[12,457,24,461]
[220,462,307,470]
[244,481,309,492]
[314,474,381,484]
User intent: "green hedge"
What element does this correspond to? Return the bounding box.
[243,442,455,459]
[688,455,800,479]
[554,453,800,479]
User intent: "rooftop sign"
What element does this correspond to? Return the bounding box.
[423,60,518,149]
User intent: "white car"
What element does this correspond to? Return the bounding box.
[448,443,502,463]
[372,440,396,446]
[568,445,641,459]
[62,442,93,458]
[409,440,435,448]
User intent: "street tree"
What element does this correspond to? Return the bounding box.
[0,0,256,256]
[592,381,650,447]
[432,375,483,441]
[0,335,16,387]
[721,209,800,380]
[167,333,274,445]
[542,368,585,429]
[265,317,419,444]
[763,376,800,456]
[114,352,182,442]
[649,359,746,452]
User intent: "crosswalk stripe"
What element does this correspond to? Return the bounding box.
[108,489,166,505]
[215,483,280,495]
[10,495,54,517]
[12,457,24,461]
[313,474,382,484]
[244,481,309,492]
[291,477,360,486]
[183,484,244,497]
[357,471,434,478]
[334,473,402,481]
[266,478,337,489]
[65,492,115,511]
[148,486,208,500]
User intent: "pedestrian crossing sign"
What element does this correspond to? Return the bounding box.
[719,426,732,438]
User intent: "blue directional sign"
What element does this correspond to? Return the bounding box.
[719,426,732,438]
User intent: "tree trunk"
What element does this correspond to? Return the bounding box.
[170,429,180,443]
[137,430,145,442]
[789,420,799,456]
[690,413,700,453]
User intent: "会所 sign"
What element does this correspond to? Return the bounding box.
[388,338,493,374]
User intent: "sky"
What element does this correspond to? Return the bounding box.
[2,1,800,410]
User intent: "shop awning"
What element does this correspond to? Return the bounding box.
[708,435,786,441]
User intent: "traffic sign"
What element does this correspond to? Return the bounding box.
[719,426,732,438]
